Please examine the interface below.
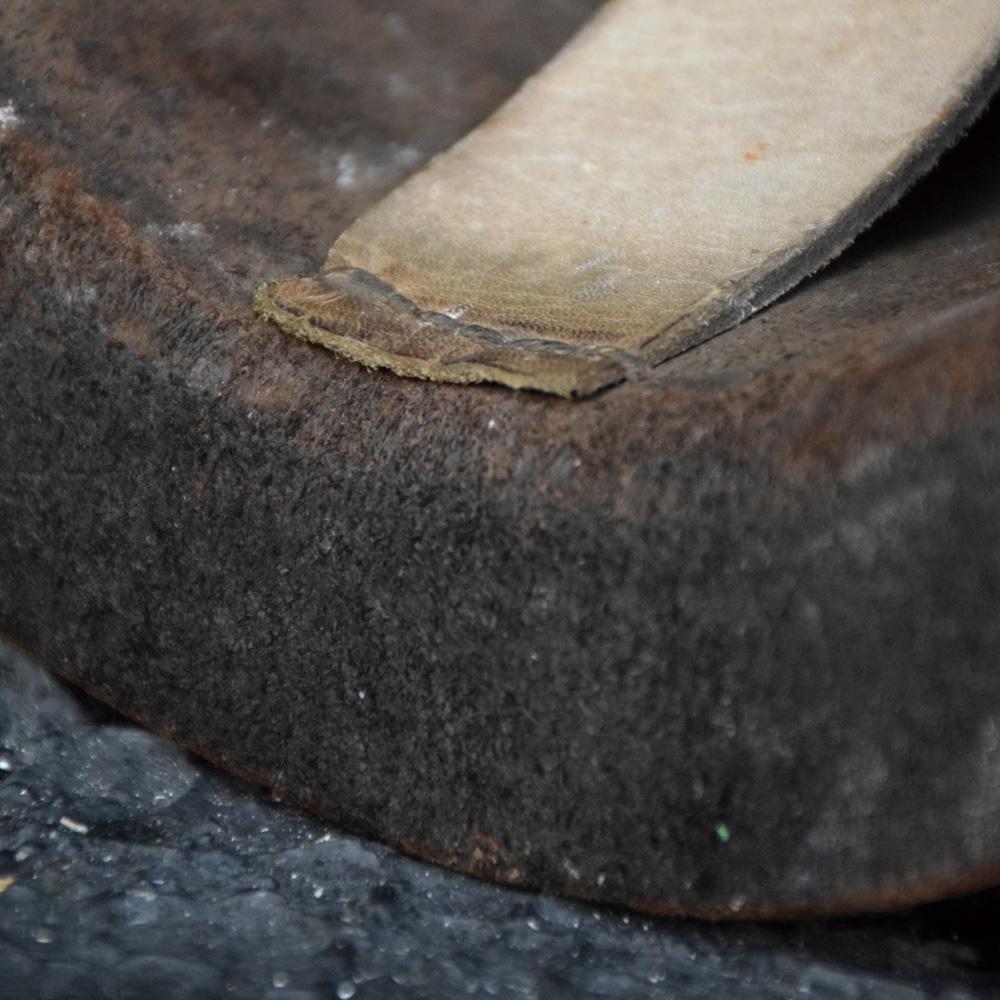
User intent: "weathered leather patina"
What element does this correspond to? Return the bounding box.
[261,0,1000,395]
[4,0,1000,919]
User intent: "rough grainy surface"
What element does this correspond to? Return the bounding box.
[3,641,1000,1000]
[2,0,1000,917]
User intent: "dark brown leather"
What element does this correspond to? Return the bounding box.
[3,0,1000,918]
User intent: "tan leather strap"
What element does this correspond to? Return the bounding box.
[260,0,1000,396]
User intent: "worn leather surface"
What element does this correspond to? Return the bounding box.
[263,0,1000,395]
[4,0,1000,919]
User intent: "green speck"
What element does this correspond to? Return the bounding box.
[715,823,731,844]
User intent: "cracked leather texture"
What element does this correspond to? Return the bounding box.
[262,0,1000,395]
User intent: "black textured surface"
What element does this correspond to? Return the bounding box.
[3,641,1000,1000]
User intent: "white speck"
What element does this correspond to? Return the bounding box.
[580,274,621,301]
[443,305,468,320]
[32,927,54,944]
[59,816,89,835]
[0,102,20,133]
[313,886,325,899]
[272,972,289,989]
[526,917,540,930]
[336,981,356,999]
[596,873,606,886]
[572,252,616,274]
[168,222,205,240]
[62,284,99,308]
[386,72,410,99]
[486,418,497,431]
[0,753,12,772]
[260,118,275,130]
[395,145,422,169]
[357,689,366,700]
[336,153,359,191]
[144,221,206,241]
[15,848,30,862]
